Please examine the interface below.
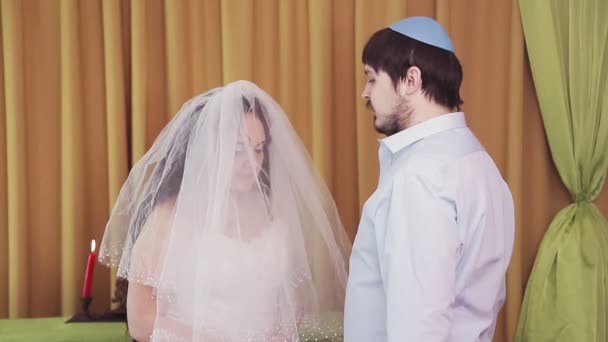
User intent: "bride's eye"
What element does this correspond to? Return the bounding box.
[254,144,265,152]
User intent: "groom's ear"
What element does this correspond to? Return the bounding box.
[398,66,422,96]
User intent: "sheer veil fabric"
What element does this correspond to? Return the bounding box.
[99,80,351,341]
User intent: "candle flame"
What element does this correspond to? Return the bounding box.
[91,239,96,252]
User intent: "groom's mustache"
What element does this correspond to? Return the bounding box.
[366,101,375,113]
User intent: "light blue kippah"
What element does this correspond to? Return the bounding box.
[389,16,455,53]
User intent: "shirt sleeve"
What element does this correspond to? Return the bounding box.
[378,170,460,342]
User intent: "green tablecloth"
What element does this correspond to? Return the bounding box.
[0,317,131,342]
[0,313,343,341]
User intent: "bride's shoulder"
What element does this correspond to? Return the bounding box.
[129,200,176,277]
[134,200,176,251]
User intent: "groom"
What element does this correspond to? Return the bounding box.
[344,17,515,342]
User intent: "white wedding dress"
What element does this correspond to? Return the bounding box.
[144,220,297,341]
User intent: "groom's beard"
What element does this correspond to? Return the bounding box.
[369,100,412,136]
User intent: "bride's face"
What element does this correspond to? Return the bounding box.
[231,112,267,193]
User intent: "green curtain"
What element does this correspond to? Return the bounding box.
[516,1,608,341]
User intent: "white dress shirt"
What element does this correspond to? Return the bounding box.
[344,112,514,342]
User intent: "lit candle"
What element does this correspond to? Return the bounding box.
[82,239,96,298]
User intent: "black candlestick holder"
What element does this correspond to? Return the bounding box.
[65,296,127,323]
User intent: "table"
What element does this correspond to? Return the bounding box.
[0,316,131,342]
[0,313,344,341]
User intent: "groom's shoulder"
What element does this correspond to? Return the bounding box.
[397,128,484,172]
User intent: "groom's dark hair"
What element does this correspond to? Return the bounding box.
[362,28,463,110]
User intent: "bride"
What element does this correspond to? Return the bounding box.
[98,80,351,341]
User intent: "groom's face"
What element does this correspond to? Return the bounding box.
[361,65,403,136]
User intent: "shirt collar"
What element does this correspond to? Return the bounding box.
[380,112,467,154]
